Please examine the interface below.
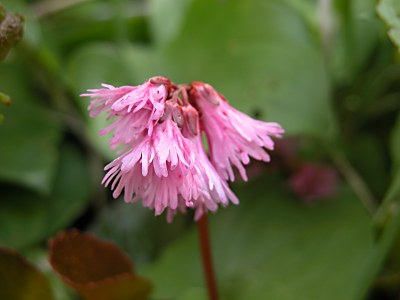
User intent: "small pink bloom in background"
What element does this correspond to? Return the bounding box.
[81,77,283,221]
[289,163,338,202]
[190,82,284,182]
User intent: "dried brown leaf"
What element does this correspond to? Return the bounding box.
[49,230,152,300]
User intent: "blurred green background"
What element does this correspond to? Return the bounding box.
[1,0,400,299]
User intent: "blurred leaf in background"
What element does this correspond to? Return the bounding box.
[377,0,400,51]
[0,61,62,193]
[0,3,24,123]
[142,177,372,300]
[0,246,54,300]
[0,143,91,249]
[150,0,335,138]
[0,91,11,123]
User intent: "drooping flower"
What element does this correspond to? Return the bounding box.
[190,82,284,182]
[82,77,282,221]
[99,100,239,222]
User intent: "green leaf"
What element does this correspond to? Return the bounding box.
[346,135,389,198]
[391,112,400,171]
[333,0,381,82]
[0,103,61,193]
[48,144,91,231]
[0,247,54,300]
[0,97,61,193]
[151,0,335,138]
[67,43,131,94]
[377,0,400,51]
[0,62,62,193]
[149,0,194,45]
[353,169,400,300]
[40,1,148,50]
[67,43,131,160]
[0,144,91,249]
[141,178,372,300]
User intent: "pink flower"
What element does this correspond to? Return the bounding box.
[81,77,171,149]
[82,77,282,221]
[289,163,338,202]
[175,105,239,221]
[190,82,284,182]
[101,102,200,215]
[99,100,238,222]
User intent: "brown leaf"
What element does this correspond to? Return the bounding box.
[49,229,152,300]
[0,247,54,300]
[78,274,153,300]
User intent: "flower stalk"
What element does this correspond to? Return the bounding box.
[198,214,219,300]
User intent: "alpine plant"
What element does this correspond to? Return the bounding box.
[82,77,284,222]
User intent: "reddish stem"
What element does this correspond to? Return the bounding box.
[198,214,219,300]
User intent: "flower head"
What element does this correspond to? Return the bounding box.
[190,82,284,182]
[82,77,283,221]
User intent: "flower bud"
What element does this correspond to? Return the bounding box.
[0,5,24,60]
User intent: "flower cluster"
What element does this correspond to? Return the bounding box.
[82,77,284,222]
